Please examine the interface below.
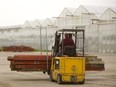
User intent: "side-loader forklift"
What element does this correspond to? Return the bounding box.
[50,29,85,84]
[7,28,104,84]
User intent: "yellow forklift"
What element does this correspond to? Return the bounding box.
[7,28,104,84]
[50,29,85,84]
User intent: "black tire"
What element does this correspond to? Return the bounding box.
[43,71,46,74]
[50,71,53,82]
[50,76,54,82]
[57,75,62,84]
[47,70,50,75]
[79,79,85,84]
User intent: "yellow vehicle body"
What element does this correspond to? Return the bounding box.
[50,57,85,84]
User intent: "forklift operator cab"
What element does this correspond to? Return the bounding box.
[52,29,85,57]
[50,29,85,84]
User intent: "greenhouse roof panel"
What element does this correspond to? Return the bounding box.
[42,18,53,27]
[49,18,56,24]
[34,19,44,26]
[82,5,108,18]
[110,7,116,13]
[66,8,77,14]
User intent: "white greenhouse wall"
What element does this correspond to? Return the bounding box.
[0,5,116,53]
[85,23,116,53]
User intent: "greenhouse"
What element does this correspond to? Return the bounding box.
[0,5,116,53]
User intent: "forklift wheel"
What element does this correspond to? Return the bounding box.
[50,72,54,82]
[57,75,62,84]
[50,71,54,82]
[78,79,85,84]
[50,77,54,82]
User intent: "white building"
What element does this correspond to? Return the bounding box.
[0,5,116,53]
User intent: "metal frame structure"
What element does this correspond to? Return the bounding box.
[53,29,85,57]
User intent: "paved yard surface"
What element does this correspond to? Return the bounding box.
[0,52,116,87]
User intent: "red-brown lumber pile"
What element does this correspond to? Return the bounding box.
[8,55,52,72]
[7,55,105,72]
[3,46,35,52]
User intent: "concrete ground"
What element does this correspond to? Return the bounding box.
[0,52,116,87]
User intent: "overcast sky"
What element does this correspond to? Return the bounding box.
[0,0,116,26]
